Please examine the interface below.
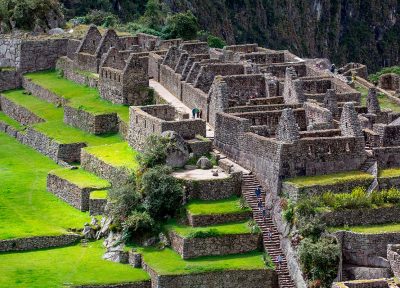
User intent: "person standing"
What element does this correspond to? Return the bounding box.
[255,185,262,199]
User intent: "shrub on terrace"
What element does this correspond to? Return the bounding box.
[141,165,184,221]
[136,134,171,170]
[298,237,340,287]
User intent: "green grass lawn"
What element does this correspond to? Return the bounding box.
[1,89,123,146]
[165,220,253,238]
[25,70,129,122]
[329,222,400,234]
[50,168,110,190]
[137,247,269,275]
[0,132,90,240]
[0,241,150,287]
[2,89,63,121]
[90,190,108,200]
[83,142,139,170]
[356,84,400,112]
[284,170,374,188]
[379,168,400,178]
[186,197,251,216]
[0,111,26,131]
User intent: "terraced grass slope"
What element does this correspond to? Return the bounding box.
[50,168,111,189]
[186,197,251,215]
[24,70,130,122]
[137,247,269,275]
[356,84,400,112]
[1,89,122,145]
[0,241,150,287]
[0,132,90,240]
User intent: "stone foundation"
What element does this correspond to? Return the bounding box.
[142,263,279,288]
[22,76,66,105]
[73,281,151,288]
[187,211,252,227]
[81,149,132,187]
[0,234,80,252]
[22,127,86,163]
[168,231,261,259]
[0,94,44,125]
[64,105,119,135]
[0,69,21,92]
[89,198,107,216]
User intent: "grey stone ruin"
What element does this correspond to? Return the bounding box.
[323,89,339,117]
[366,87,381,114]
[340,102,363,137]
[283,67,305,104]
[276,108,300,143]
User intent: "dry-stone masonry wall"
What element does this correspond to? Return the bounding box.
[0,234,80,252]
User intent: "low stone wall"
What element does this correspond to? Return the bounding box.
[0,70,21,92]
[47,173,102,211]
[0,234,81,252]
[89,198,107,216]
[0,95,44,125]
[0,120,26,142]
[320,207,400,227]
[81,149,132,187]
[180,171,242,201]
[22,127,86,163]
[187,138,212,157]
[281,178,373,201]
[56,57,99,88]
[118,118,129,140]
[143,261,278,288]
[387,244,400,278]
[169,231,261,259]
[335,230,400,267]
[73,282,151,288]
[187,211,252,227]
[22,76,66,105]
[64,106,119,135]
[332,279,392,288]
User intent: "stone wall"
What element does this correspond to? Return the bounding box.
[0,95,44,125]
[89,198,107,216]
[81,149,132,187]
[281,177,372,201]
[373,147,400,168]
[335,230,400,267]
[181,83,208,119]
[169,231,261,259]
[0,234,80,252]
[143,263,279,288]
[64,105,119,135]
[187,210,252,227]
[22,127,85,163]
[320,206,400,227]
[22,76,66,105]
[74,282,151,288]
[0,70,21,92]
[179,171,242,200]
[56,57,99,88]
[387,244,400,278]
[159,65,182,99]
[47,173,107,211]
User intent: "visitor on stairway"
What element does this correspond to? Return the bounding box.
[255,185,262,199]
[262,207,267,220]
[276,255,283,270]
[257,198,263,211]
[266,228,272,240]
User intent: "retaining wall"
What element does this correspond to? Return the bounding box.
[0,95,44,125]
[187,211,252,227]
[0,234,80,252]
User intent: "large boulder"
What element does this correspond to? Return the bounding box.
[196,156,213,169]
[161,131,190,168]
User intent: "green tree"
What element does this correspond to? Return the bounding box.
[163,10,199,40]
[207,34,226,49]
[138,0,167,30]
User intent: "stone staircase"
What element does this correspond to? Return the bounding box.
[242,174,296,288]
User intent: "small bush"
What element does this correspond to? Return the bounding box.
[187,228,219,238]
[137,135,171,170]
[282,200,295,225]
[297,217,326,241]
[106,180,141,222]
[122,211,156,235]
[83,10,119,27]
[298,237,340,287]
[207,34,226,49]
[248,219,261,234]
[141,165,184,221]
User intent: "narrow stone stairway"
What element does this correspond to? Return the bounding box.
[242,174,296,288]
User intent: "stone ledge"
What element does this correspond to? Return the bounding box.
[187,210,252,227]
[22,76,66,106]
[0,95,44,125]
[22,127,86,163]
[0,234,81,252]
[89,198,107,216]
[81,149,132,188]
[142,261,278,288]
[56,56,99,88]
[47,173,108,211]
[64,105,119,135]
[169,231,261,259]
[73,281,151,288]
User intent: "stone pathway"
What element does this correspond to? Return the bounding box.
[149,79,215,139]
[242,174,296,288]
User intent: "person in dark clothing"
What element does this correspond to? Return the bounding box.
[262,208,267,220]
[330,64,336,74]
[255,186,262,198]
[192,108,197,119]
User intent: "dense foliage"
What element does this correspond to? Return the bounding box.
[368,66,400,83]
[0,0,63,31]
